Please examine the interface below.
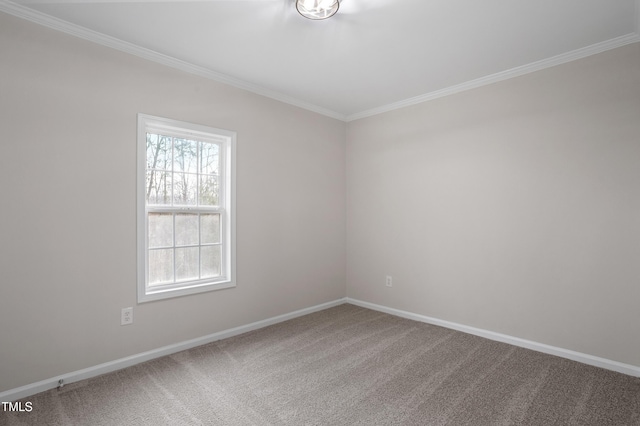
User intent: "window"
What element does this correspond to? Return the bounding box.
[137,114,236,302]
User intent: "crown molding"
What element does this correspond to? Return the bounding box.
[0,0,347,121]
[345,32,640,122]
[1,0,638,124]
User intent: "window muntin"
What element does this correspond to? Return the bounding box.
[146,212,221,286]
[137,114,235,302]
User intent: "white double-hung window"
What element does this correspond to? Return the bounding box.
[137,114,236,302]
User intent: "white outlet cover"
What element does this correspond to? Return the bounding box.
[121,307,133,325]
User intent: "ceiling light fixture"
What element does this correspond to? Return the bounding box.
[296,0,340,20]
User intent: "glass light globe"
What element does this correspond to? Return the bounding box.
[296,0,340,20]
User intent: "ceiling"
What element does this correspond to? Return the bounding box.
[2,0,639,121]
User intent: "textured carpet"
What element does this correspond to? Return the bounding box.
[2,304,639,425]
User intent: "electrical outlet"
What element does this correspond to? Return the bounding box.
[385,276,393,287]
[121,307,133,326]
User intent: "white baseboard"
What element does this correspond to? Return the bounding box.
[4,296,637,402]
[0,298,348,402]
[346,298,640,378]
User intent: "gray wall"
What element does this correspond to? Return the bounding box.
[2,10,639,394]
[0,13,346,392]
[346,43,640,367]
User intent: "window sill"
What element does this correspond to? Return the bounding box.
[138,279,235,303]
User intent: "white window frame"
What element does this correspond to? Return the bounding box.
[137,114,236,303]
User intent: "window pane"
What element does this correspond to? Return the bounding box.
[173,173,197,205]
[175,213,198,246]
[199,175,218,206]
[146,134,172,171]
[200,142,219,175]
[201,214,220,244]
[148,213,173,248]
[149,248,173,286]
[174,138,198,173]
[201,245,221,278]
[176,247,199,282]
[146,171,172,205]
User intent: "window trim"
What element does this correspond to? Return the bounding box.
[137,114,236,303]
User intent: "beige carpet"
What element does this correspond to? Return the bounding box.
[3,304,639,425]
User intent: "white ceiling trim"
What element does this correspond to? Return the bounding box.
[0,0,347,121]
[345,32,640,122]
[1,0,639,123]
